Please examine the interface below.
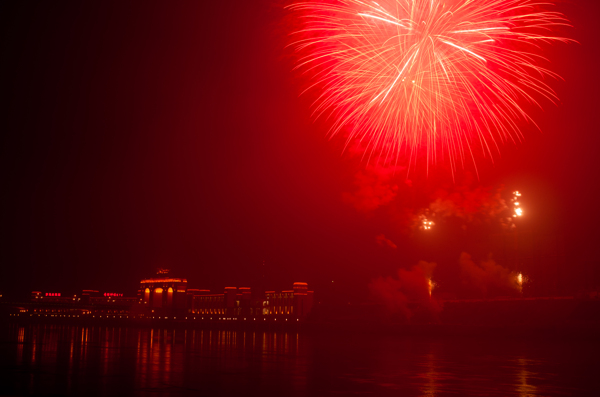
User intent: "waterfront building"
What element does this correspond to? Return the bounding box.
[191,286,259,317]
[11,270,314,322]
[192,283,314,320]
[265,282,314,319]
[137,270,188,315]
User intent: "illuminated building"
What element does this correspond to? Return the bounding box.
[186,288,209,310]
[25,288,138,318]
[192,292,226,316]
[31,291,73,303]
[81,290,99,303]
[138,269,188,315]
[192,282,314,320]
[192,287,256,317]
[265,282,314,318]
[12,271,314,323]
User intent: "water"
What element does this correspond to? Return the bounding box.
[1,323,598,396]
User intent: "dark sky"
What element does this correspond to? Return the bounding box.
[1,0,599,300]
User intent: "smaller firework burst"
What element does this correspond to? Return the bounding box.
[428,278,435,297]
[503,190,523,230]
[516,272,528,294]
[419,213,435,231]
[513,191,523,218]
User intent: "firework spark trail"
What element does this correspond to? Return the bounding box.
[287,0,571,173]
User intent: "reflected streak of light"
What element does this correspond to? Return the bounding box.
[285,333,289,355]
[164,332,171,385]
[102,328,110,380]
[16,327,24,366]
[422,352,439,396]
[152,332,162,387]
[80,328,85,363]
[137,329,150,389]
[69,328,74,369]
[136,328,142,380]
[83,328,88,362]
[516,357,538,396]
[31,329,37,365]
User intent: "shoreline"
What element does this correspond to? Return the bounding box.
[5,313,600,340]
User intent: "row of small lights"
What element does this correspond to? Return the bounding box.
[10,313,300,321]
[35,296,125,303]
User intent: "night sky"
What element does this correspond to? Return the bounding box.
[1,0,599,301]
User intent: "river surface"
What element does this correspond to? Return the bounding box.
[1,323,598,396]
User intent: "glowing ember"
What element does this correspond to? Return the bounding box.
[287,0,571,169]
[515,207,523,217]
[516,272,525,293]
[512,191,523,218]
[419,215,434,230]
[428,278,434,297]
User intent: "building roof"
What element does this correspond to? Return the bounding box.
[140,278,187,284]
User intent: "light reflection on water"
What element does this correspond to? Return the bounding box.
[0,323,598,396]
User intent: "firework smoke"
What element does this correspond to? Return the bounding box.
[369,260,440,321]
[288,0,571,169]
[415,182,509,230]
[342,164,401,212]
[459,252,521,298]
[376,233,398,249]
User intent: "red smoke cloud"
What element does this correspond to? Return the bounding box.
[343,167,510,235]
[458,252,520,298]
[342,165,401,212]
[375,234,397,249]
[426,184,507,223]
[368,261,440,322]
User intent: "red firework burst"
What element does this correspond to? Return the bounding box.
[287,0,571,171]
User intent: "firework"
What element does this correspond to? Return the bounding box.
[516,272,525,293]
[419,213,434,230]
[287,0,571,170]
[428,278,434,297]
[512,190,523,217]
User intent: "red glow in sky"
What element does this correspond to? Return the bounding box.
[0,0,596,300]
